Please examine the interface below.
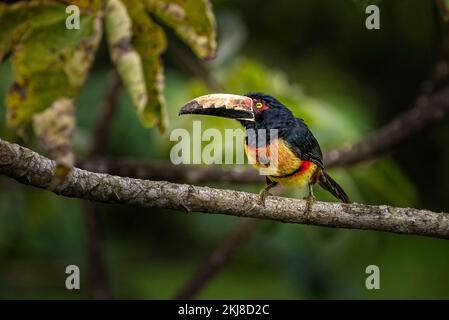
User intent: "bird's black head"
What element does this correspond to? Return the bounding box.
[244,92,286,110]
[243,92,294,130]
[178,92,295,130]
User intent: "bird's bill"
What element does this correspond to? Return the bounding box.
[179,94,255,121]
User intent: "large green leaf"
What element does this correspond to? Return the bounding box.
[4,1,102,127]
[145,0,217,60]
[0,0,101,62]
[0,1,67,62]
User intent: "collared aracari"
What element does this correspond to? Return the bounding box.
[179,93,350,204]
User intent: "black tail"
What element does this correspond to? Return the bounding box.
[318,171,350,203]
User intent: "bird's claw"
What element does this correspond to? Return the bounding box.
[302,194,316,202]
[303,194,316,223]
[258,190,272,207]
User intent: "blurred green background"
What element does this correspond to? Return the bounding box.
[1,0,449,299]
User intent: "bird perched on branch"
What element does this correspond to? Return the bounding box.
[179,93,349,205]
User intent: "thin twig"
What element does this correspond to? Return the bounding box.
[167,36,222,91]
[80,158,263,184]
[88,72,122,158]
[324,80,449,167]
[81,201,110,300]
[174,218,257,300]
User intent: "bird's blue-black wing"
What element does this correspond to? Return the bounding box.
[283,118,324,168]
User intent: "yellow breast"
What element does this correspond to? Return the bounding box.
[245,138,319,188]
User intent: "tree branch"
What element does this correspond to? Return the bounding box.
[324,76,449,167]
[88,71,122,158]
[80,157,263,184]
[1,138,449,240]
[81,201,110,300]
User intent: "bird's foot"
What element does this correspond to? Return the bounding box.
[302,194,316,202]
[258,190,272,207]
[302,194,316,223]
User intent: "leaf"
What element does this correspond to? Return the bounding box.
[122,0,168,131]
[145,0,217,60]
[104,0,149,125]
[5,2,103,128]
[0,1,67,62]
[103,0,217,131]
[32,97,75,183]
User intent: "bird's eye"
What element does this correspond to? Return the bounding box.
[256,102,263,109]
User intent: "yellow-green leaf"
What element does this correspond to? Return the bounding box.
[145,0,217,60]
[32,97,75,183]
[123,0,168,131]
[5,4,102,127]
[0,1,67,62]
[104,0,149,123]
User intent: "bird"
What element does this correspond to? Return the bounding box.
[179,92,350,205]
